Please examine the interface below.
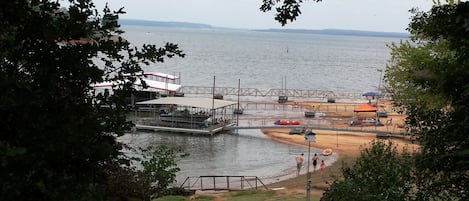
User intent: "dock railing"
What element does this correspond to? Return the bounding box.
[177,86,367,99]
[180,176,268,192]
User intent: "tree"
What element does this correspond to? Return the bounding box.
[0,0,183,200]
[260,0,322,26]
[385,2,469,200]
[107,146,185,201]
[321,140,415,201]
[138,146,184,199]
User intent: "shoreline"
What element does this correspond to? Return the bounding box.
[258,129,340,185]
[255,101,419,195]
[261,127,419,158]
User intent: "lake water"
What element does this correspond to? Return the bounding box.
[118,25,404,185]
[122,25,403,92]
[119,129,337,185]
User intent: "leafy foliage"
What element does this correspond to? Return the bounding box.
[321,140,415,201]
[0,0,183,200]
[260,0,322,26]
[107,146,186,200]
[137,146,184,199]
[385,2,469,200]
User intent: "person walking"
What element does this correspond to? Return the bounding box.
[320,160,326,174]
[295,153,304,176]
[312,153,319,172]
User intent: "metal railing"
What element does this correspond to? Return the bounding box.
[177,86,369,99]
[238,102,361,112]
[226,118,404,135]
[180,175,268,192]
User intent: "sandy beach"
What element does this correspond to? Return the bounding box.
[263,100,419,156]
[258,100,420,196]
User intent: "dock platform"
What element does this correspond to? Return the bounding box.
[135,123,236,135]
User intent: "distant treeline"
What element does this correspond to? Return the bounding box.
[120,19,409,38]
[254,28,409,38]
[119,19,213,29]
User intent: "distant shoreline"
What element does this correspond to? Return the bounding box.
[119,19,409,38]
[253,28,408,38]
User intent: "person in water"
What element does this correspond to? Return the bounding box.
[312,153,319,172]
[320,160,326,174]
[295,153,304,176]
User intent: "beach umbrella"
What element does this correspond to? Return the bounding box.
[362,91,380,97]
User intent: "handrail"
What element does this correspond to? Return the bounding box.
[177,86,373,99]
[180,175,268,192]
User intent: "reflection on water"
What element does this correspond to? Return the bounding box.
[119,129,337,185]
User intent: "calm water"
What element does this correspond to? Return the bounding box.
[122,25,404,92]
[119,26,402,185]
[119,129,337,185]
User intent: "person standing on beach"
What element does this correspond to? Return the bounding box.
[312,153,319,172]
[295,153,304,176]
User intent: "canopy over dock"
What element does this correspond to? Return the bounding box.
[137,97,237,109]
[351,103,379,126]
[353,103,377,112]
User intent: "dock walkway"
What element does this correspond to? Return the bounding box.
[135,123,235,135]
[177,86,372,100]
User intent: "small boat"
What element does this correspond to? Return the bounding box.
[289,127,305,135]
[160,110,211,123]
[274,119,301,125]
[322,148,333,156]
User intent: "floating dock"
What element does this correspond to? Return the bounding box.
[134,123,236,135]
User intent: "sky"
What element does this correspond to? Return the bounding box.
[92,0,435,33]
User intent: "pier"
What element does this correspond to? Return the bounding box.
[133,87,398,136]
[134,123,235,135]
[177,86,369,100]
[133,99,402,136]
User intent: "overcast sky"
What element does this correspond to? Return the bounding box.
[92,0,435,33]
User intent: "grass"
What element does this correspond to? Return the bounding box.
[154,190,320,201]
[220,190,318,201]
[154,195,188,201]
[153,195,216,201]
